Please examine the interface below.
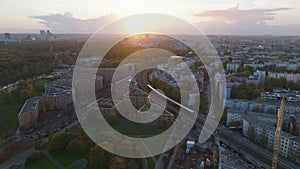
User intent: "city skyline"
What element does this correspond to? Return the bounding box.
[0,0,300,35]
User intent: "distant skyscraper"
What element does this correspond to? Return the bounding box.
[40,30,47,40]
[4,33,10,40]
[40,30,54,40]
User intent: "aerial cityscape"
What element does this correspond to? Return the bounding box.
[0,0,300,169]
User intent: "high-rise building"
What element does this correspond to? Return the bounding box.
[4,33,10,40]
[40,30,46,40]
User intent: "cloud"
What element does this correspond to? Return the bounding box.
[192,5,300,35]
[193,5,290,24]
[30,8,300,35]
[31,12,121,33]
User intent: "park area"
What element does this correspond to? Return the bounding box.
[0,78,55,138]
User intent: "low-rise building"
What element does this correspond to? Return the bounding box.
[138,103,174,125]
[268,72,300,83]
[124,89,150,110]
[225,98,300,114]
[226,109,279,126]
[226,63,239,72]
[246,75,259,86]
[243,116,300,162]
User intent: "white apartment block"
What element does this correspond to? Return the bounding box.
[226,109,278,126]
[226,63,239,72]
[225,99,300,114]
[268,72,300,83]
[243,117,300,162]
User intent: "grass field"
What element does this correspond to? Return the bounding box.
[24,155,57,169]
[32,79,55,97]
[51,149,89,169]
[0,78,57,137]
[112,122,169,137]
[0,102,22,134]
[70,120,169,138]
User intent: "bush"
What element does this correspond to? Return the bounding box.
[66,138,85,154]
[0,153,10,164]
[31,150,42,161]
[47,133,73,152]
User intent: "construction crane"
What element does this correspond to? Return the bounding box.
[271,98,285,169]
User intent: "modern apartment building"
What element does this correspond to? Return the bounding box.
[18,97,40,130]
[40,82,73,110]
[243,116,300,163]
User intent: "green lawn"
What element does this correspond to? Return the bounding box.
[24,155,57,169]
[32,79,55,97]
[0,78,56,137]
[112,122,169,137]
[0,102,22,134]
[72,120,169,138]
[51,149,89,169]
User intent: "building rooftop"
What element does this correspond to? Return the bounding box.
[243,114,275,130]
[44,82,72,96]
[19,97,40,115]
[227,109,277,118]
[244,114,298,140]
[227,98,300,108]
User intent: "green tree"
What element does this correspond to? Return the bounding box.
[244,65,254,73]
[266,108,275,114]
[231,84,259,100]
[199,94,208,114]
[89,145,111,169]
[107,113,118,125]
[247,127,256,141]
[30,150,42,161]
[220,108,227,122]
[66,138,85,154]
[35,138,41,150]
[109,156,127,169]
[252,106,263,112]
[289,149,297,161]
[228,121,241,127]
[47,133,72,151]
[258,133,268,146]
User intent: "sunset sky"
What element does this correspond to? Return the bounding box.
[0,0,299,35]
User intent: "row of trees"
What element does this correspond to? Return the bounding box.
[0,41,54,85]
[89,145,129,169]
[231,84,261,100]
[264,77,300,91]
[151,77,209,113]
[0,40,84,86]
[151,77,181,102]
[0,80,34,103]
[46,130,141,169]
[233,65,255,76]
[257,65,300,74]
[230,77,300,100]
